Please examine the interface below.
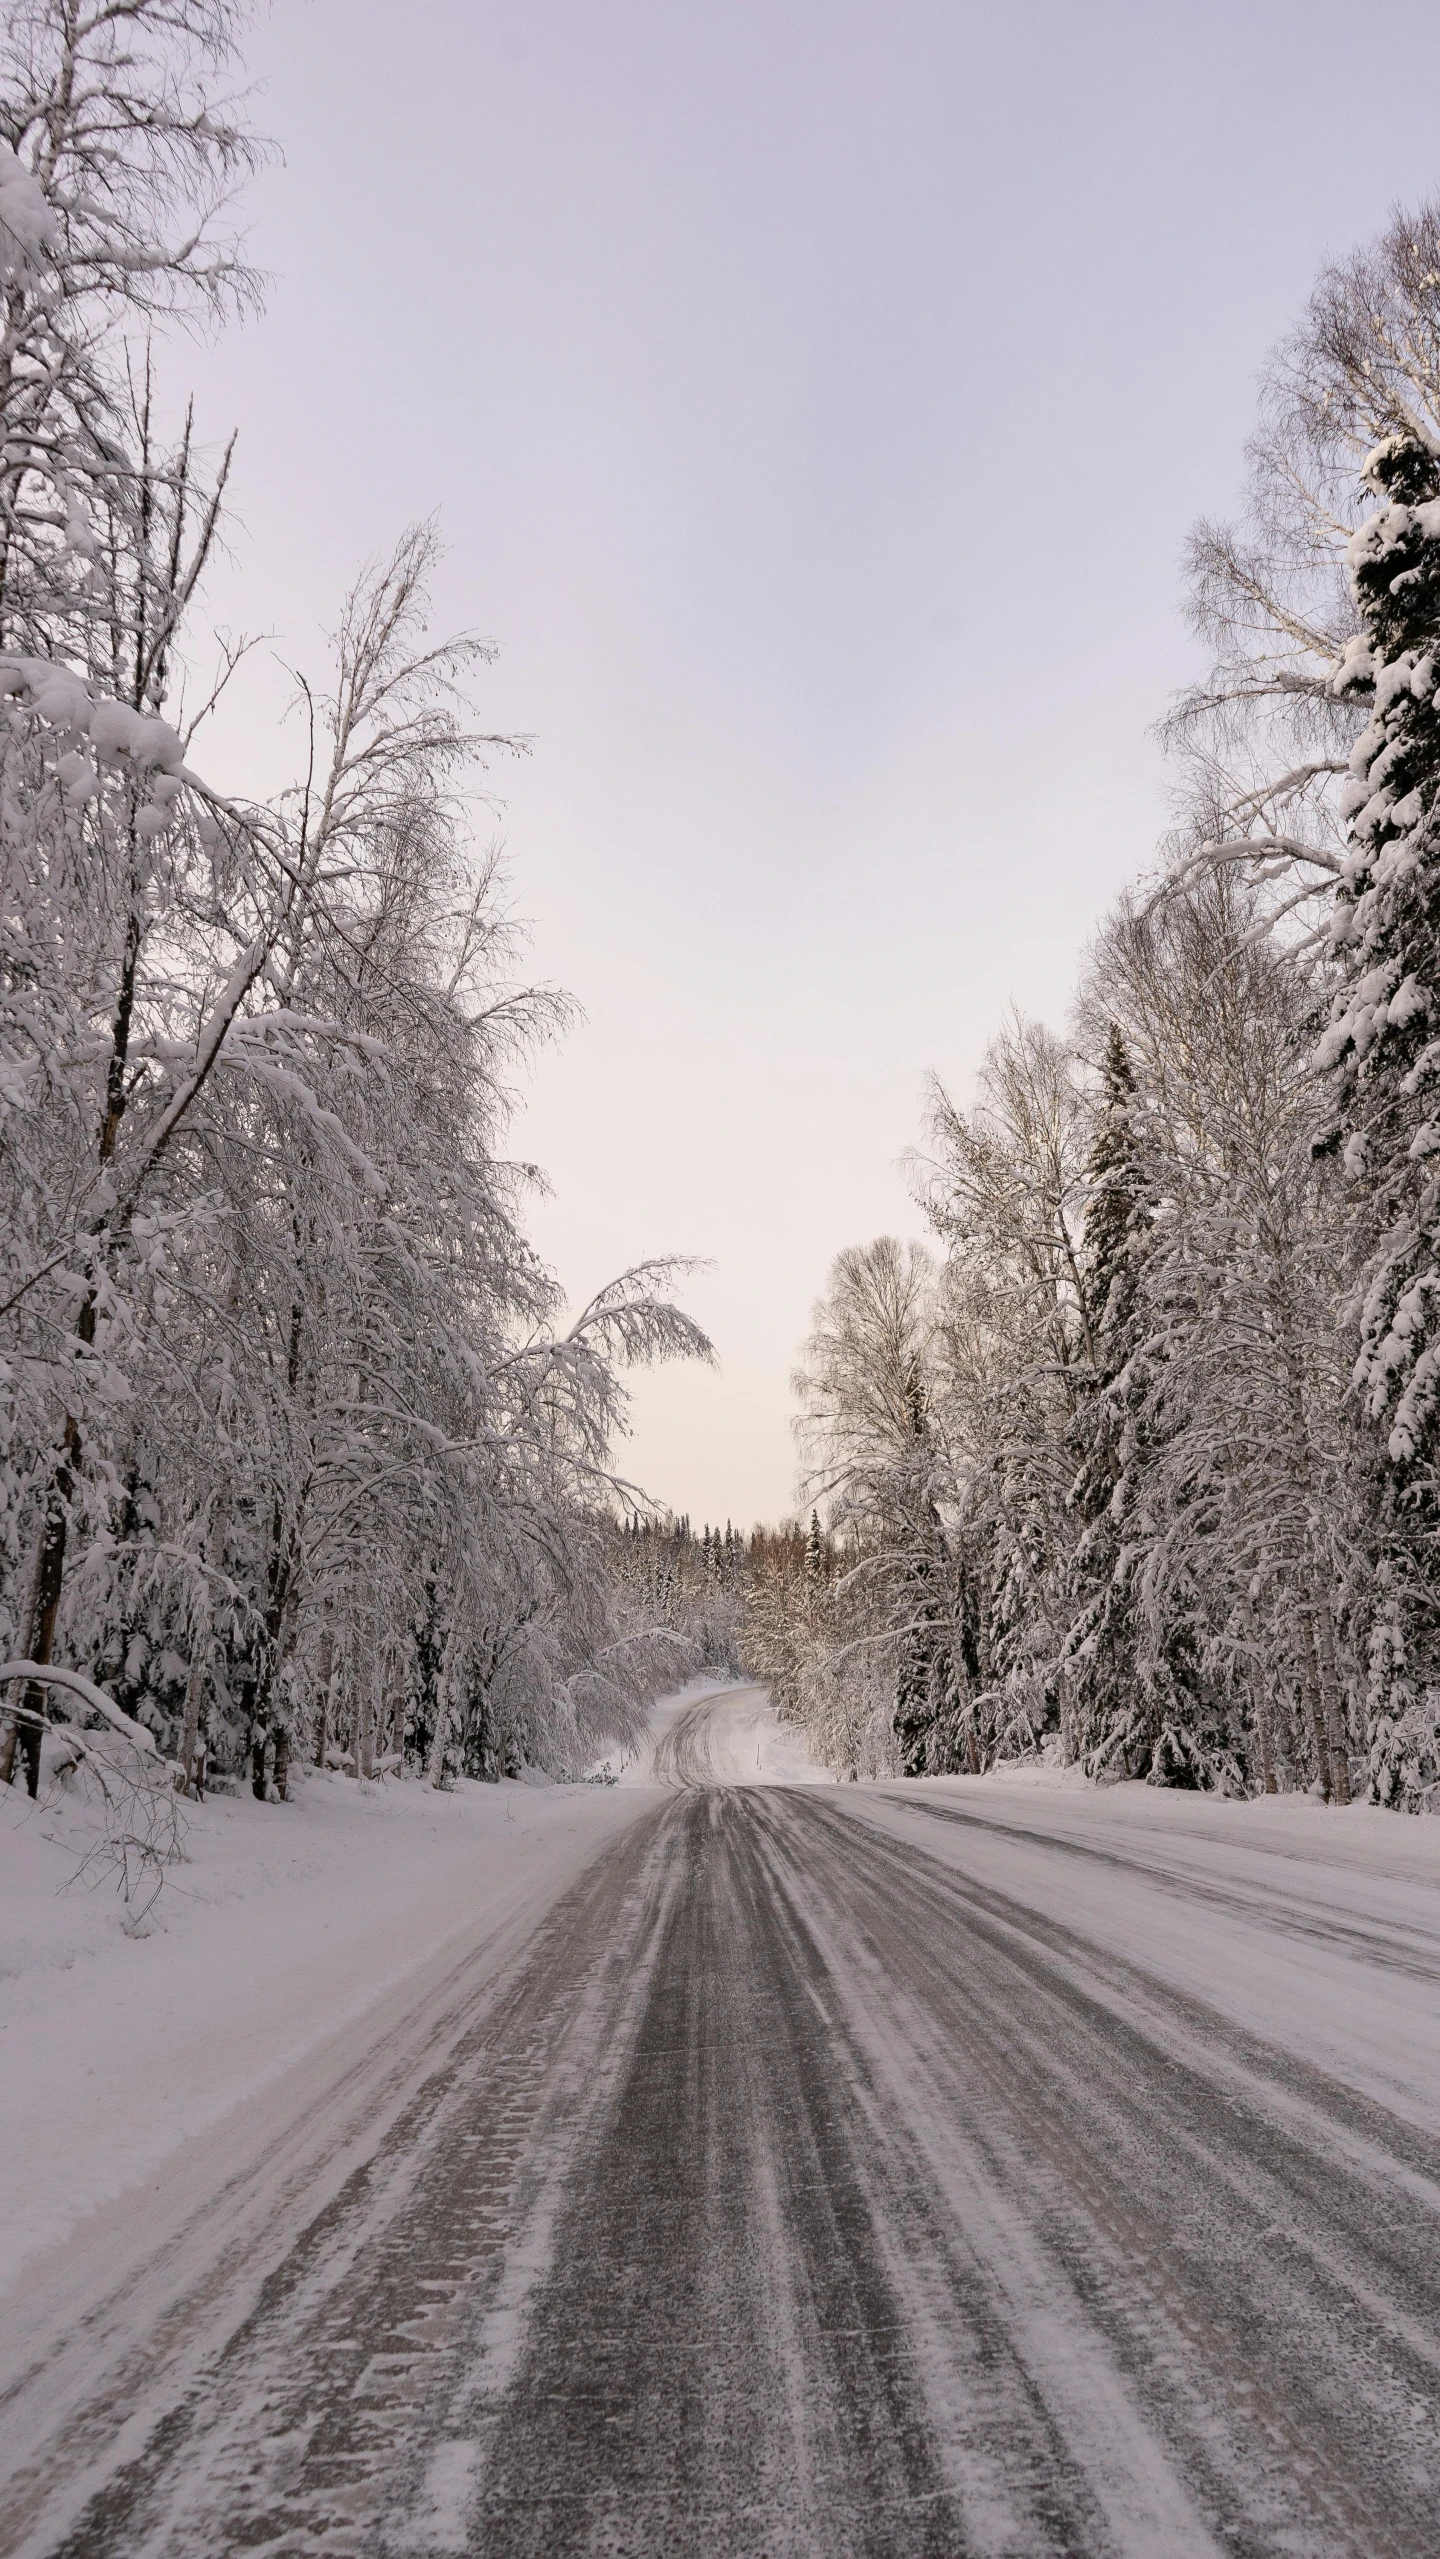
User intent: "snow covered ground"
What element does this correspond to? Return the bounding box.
[0,1757,654,2294]
[0,1677,816,2311]
[6,1686,1440,2558]
[5,1692,1433,2303]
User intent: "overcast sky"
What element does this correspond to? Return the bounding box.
[182,0,1440,1527]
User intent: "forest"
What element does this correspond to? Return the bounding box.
[4,0,1440,1831]
[0,0,712,1832]
[746,202,1440,1813]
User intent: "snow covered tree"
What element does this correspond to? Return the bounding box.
[1080,883,1355,1797]
[739,1520,814,1727]
[1081,1023,1145,1345]
[0,0,284,1797]
[0,0,263,656]
[1151,195,1440,1809]
[793,1237,968,1774]
[1060,1020,1153,1771]
[770,199,1440,1813]
[0,601,307,1791]
[1164,198,1440,942]
[1322,435,1440,1459]
[919,1018,1096,1762]
[1314,432,1440,1806]
[0,6,716,1813]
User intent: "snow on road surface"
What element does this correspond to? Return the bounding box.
[634,1675,828,1784]
[3,1685,1439,2557]
[0,1761,652,2296]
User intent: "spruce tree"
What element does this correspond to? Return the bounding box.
[1320,432,1440,1806]
[889,1363,965,1776]
[1082,1022,1145,1350]
[1063,1019,1212,1787]
[1064,1024,1148,1765]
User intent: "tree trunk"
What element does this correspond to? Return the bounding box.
[1056,1665,1076,1769]
[0,1679,18,1790]
[244,1483,304,1801]
[1308,1574,1352,1806]
[1299,1611,1334,1802]
[314,1632,335,1769]
[429,1621,459,1789]
[179,1617,208,1798]
[1254,1678,1279,1795]
[389,1645,406,1767]
[1,1409,83,1798]
[357,1650,376,1781]
[1239,1581,1279,1794]
[5,861,152,1798]
[1274,1321,1350,1806]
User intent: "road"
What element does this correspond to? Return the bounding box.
[4,1687,1440,2557]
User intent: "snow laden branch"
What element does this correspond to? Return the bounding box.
[0,1657,157,1750]
[3,506,715,1807]
[0,1,269,657]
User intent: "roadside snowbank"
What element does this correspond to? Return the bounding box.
[914,1762,1440,1880]
[0,1763,652,2291]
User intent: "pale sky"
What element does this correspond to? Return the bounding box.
[181,0,1440,1527]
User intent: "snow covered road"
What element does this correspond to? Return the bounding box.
[641,1677,828,1784]
[4,1694,1440,2556]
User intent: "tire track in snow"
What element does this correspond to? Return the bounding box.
[451,1782,1440,2555]
[456,1789,1045,2557]
[885,1791,1440,1987]
[748,1791,1440,2558]
[7,1705,1439,2556]
[6,1805,673,2559]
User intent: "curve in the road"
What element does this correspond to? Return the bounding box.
[647,1681,822,1785]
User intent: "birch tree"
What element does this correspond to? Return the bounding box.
[794,1237,966,1774]
[0,0,262,654]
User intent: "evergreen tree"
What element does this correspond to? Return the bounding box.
[1064,1021,1152,1769]
[1084,1023,1146,1345]
[1319,432,1440,1806]
[890,1362,964,1777]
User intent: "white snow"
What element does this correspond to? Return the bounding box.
[0,145,58,277]
[622,1675,830,1783]
[8,1682,1439,2464]
[0,1763,653,2296]
[838,1769,1440,2131]
[0,1676,811,2315]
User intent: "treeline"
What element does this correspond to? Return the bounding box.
[770,198,1440,1811]
[0,1,707,1815]
[610,1515,751,1679]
